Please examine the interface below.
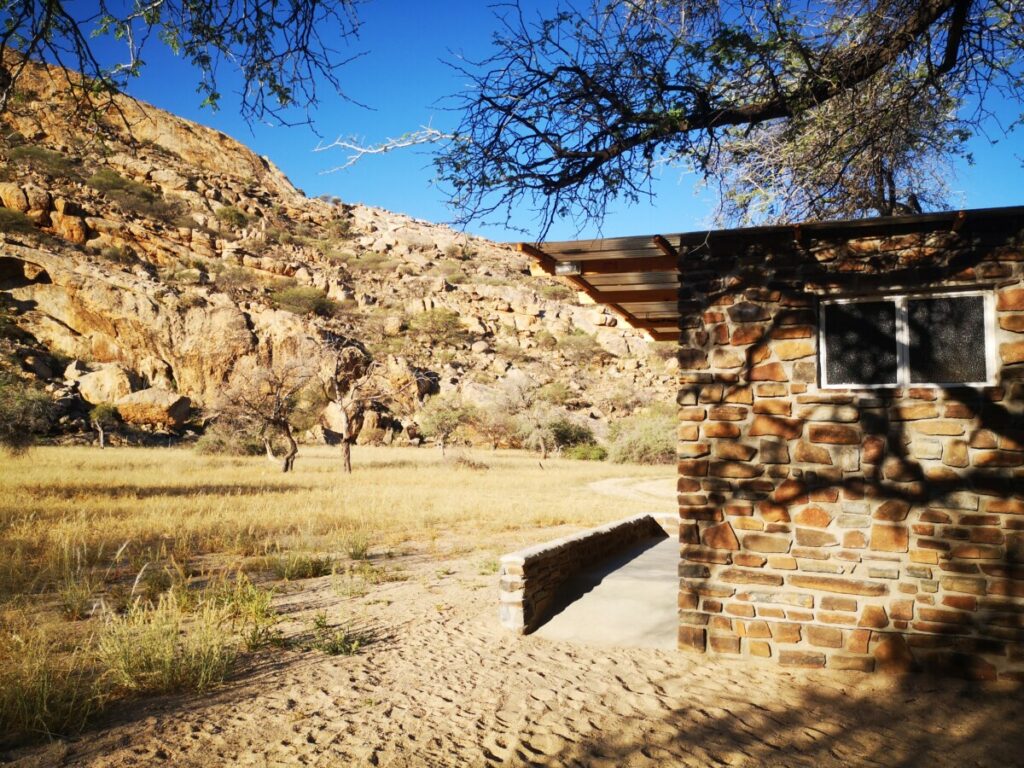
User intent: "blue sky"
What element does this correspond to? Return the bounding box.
[91,0,1024,243]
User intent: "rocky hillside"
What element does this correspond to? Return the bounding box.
[0,59,677,446]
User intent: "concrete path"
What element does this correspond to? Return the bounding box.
[534,535,678,650]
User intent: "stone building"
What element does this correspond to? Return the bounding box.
[524,205,1024,680]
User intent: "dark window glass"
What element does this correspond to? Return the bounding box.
[823,301,898,385]
[907,296,987,383]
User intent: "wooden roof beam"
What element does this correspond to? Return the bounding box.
[589,288,679,304]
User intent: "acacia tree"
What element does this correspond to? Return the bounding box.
[0,370,52,454]
[0,0,360,124]
[358,0,1022,234]
[89,403,119,449]
[418,394,476,456]
[219,361,317,472]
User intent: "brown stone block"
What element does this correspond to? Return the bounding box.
[681,546,732,564]
[754,400,793,417]
[728,302,770,323]
[796,528,839,547]
[679,349,709,370]
[890,600,914,621]
[774,340,815,360]
[918,607,973,625]
[779,650,825,668]
[756,383,789,397]
[873,634,916,675]
[766,556,796,571]
[769,622,802,643]
[680,523,700,544]
[678,425,701,441]
[710,461,765,479]
[709,634,742,654]
[790,575,887,596]
[829,654,874,672]
[950,543,1003,559]
[821,596,857,612]
[1002,342,1024,365]
[679,563,711,579]
[705,422,742,438]
[890,403,939,420]
[733,518,764,531]
[794,506,832,528]
[870,524,909,553]
[807,625,844,648]
[714,443,757,461]
[968,429,998,448]
[914,420,967,436]
[725,602,756,618]
[909,549,939,564]
[873,500,910,522]
[679,407,707,421]
[709,405,747,421]
[743,534,792,553]
[862,435,886,464]
[883,457,923,482]
[809,424,860,445]
[793,442,833,465]
[720,568,784,586]
[858,605,889,629]
[1000,315,1024,333]
[744,620,772,638]
[749,640,773,658]
[734,553,767,567]
[678,460,709,477]
[759,440,790,464]
[723,385,754,404]
[750,415,804,439]
[988,580,1024,598]
[678,443,711,459]
[843,531,868,549]
[757,606,787,619]
[678,478,702,493]
[750,362,788,382]
[974,450,1024,468]
[703,522,740,551]
[846,628,871,654]
[678,625,707,652]
[987,498,1024,514]
[769,325,814,340]
[942,595,977,611]
[758,502,792,523]
[772,479,808,504]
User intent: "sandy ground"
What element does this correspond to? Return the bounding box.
[7,479,1024,768]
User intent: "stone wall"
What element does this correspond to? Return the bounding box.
[675,209,1024,681]
[500,513,675,634]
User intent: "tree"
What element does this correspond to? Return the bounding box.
[89,403,119,449]
[217,362,317,472]
[472,404,520,450]
[426,0,1024,234]
[0,0,360,125]
[0,370,52,454]
[418,394,475,456]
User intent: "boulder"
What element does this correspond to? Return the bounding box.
[0,182,30,213]
[115,388,191,429]
[77,365,134,404]
[64,360,91,381]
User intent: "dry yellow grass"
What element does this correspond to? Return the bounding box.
[0,444,672,747]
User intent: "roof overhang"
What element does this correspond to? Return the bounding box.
[519,204,1024,343]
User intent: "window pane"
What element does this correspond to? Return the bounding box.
[823,301,898,385]
[908,296,987,384]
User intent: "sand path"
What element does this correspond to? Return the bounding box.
[8,479,1023,767]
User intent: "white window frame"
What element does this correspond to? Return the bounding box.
[819,290,997,390]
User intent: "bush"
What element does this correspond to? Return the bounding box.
[557,330,608,365]
[564,444,608,461]
[0,372,54,454]
[86,169,181,221]
[0,206,35,235]
[7,145,79,178]
[215,206,250,229]
[408,308,467,346]
[548,417,595,448]
[98,245,134,265]
[607,405,676,464]
[97,595,237,695]
[215,266,260,292]
[194,425,264,456]
[271,553,335,580]
[0,625,99,747]
[271,286,339,317]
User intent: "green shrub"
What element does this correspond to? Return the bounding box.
[536,381,572,404]
[0,372,54,454]
[97,595,237,695]
[548,417,595,448]
[215,266,261,292]
[215,206,250,229]
[607,405,676,465]
[7,145,79,178]
[271,553,335,580]
[86,169,181,222]
[0,625,99,747]
[310,613,363,656]
[194,426,264,456]
[99,245,134,265]
[538,282,574,300]
[557,330,608,365]
[564,444,608,461]
[408,308,467,346]
[271,286,339,317]
[0,207,35,235]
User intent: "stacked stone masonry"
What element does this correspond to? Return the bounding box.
[500,513,676,634]
[675,211,1024,681]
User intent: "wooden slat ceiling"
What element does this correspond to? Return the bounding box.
[519,205,1024,342]
[520,236,682,341]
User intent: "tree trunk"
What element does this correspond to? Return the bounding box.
[95,423,105,449]
[264,437,277,463]
[341,440,352,474]
[440,437,446,457]
[281,429,298,473]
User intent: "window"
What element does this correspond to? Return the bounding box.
[819,291,994,388]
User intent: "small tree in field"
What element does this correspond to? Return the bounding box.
[89,404,119,449]
[0,371,53,454]
[217,362,317,472]
[472,404,519,451]
[418,395,475,456]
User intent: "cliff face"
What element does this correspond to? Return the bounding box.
[0,60,677,441]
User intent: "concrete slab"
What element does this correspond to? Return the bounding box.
[534,536,678,650]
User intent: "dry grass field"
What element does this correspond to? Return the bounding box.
[4,445,1024,768]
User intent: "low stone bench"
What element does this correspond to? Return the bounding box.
[499,512,677,634]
